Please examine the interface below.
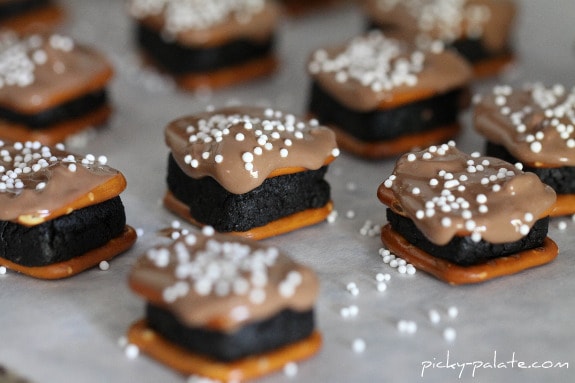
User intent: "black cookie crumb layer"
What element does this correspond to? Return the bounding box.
[386,208,549,266]
[146,304,315,362]
[0,196,126,267]
[167,154,331,232]
[485,142,575,194]
[0,89,108,129]
[136,23,275,75]
[307,81,463,142]
[0,0,49,20]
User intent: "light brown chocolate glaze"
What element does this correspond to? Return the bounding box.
[0,140,126,226]
[377,143,556,245]
[0,225,137,279]
[326,121,460,159]
[129,0,280,47]
[165,106,339,195]
[474,83,575,167]
[0,32,113,114]
[307,31,472,112]
[0,104,112,145]
[164,190,334,240]
[362,0,516,55]
[127,319,321,381]
[381,224,558,285]
[0,2,64,34]
[129,229,319,332]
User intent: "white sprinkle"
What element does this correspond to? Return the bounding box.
[397,320,417,334]
[519,224,530,236]
[443,327,457,342]
[0,266,6,275]
[352,338,366,353]
[214,154,224,163]
[249,288,266,304]
[202,226,215,236]
[124,344,140,359]
[530,141,543,153]
[441,217,452,227]
[428,310,441,324]
[447,306,459,319]
[406,264,416,275]
[283,362,298,378]
[476,194,487,204]
[346,210,355,219]
[235,133,245,141]
[377,282,387,292]
[98,261,110,271]
[241,152,254,163]
[558,221,568,230]
[327,210,338,223]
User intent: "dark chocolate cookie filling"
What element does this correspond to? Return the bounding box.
[0,89,108,129]
[167,154,331,232]
[485,142,575,194]
[0,196,126,267]
[0,0,49,21]
[146,304,315,362]
[386,208,549,266]
[136,23,275,74]
[307,80,463,142]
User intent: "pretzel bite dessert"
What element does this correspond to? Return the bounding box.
[474,83,575,217]
[0,0,63,33]
[164,106,339,240]
[0,140,136,279]
[361,0,516,77]
[0,31,114,145]
[307,31,472,159]
[128,0,280,90]
[377,142,558,285]
[127,228,321,381]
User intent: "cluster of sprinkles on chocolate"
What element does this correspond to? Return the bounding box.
[133,226,317,326]
[380,142,555,245]
[308,31,428,93]
[474,83,575,164]
[373,0,492,43]
[0,32,74,89]
[166,106,339,194]
[0,140,107,194]
[128,0,266,34]
[147,227,302,305]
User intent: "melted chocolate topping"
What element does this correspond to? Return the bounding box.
[307,31,472,111]
[128,0,279,46]
[0,31,113,114]
[0,140,125,226]
[378,142,556,245]
[129,227,319,331]
[165,106,339,194]
[474,83,575,167]
[362,0,516,53]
